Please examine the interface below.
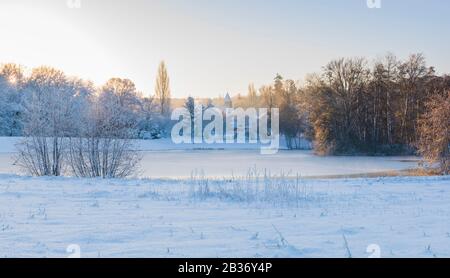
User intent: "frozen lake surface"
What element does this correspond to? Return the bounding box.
[0,137,419,178]
[137,150,419,178]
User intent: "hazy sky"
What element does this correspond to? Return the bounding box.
[0,0,449,98]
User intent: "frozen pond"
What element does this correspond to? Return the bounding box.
[138,150,419,178]
[0,149,419,178]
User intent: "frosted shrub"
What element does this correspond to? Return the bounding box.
[68,137,141,178]
[68,80,142,178]
[16,137,66,176]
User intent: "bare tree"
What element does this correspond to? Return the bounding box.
[322,57,369,153]
[397,54,429,144]
[154,61,171,116]
[278,79,307,149]
[247,83,258,107]
[367,53,399,146]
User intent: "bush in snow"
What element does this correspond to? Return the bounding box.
[68,78,141,178]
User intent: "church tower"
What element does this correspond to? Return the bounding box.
[224,93,232,109]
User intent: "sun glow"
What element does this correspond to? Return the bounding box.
[0,2,122,89]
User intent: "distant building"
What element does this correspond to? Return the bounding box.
[224,93,232,109]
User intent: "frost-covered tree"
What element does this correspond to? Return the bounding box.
[137,96,160,139]
[0,63,25,136]
[99,78,142,136]
[16,66,83,176]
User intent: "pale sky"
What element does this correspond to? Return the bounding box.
[0,0,449,98]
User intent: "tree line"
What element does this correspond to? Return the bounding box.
[0,62,171,139]
[220,53,449,173]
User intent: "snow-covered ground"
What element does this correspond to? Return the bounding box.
[0,174,449,258]
[1,136,446,258]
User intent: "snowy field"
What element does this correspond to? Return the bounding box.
[0,137,419,178]
[0,174,449,258]
[0,137,447,258]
